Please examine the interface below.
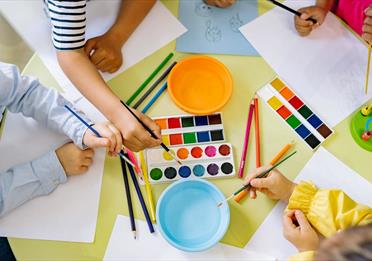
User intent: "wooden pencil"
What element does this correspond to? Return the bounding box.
[140,151,156,223]
[254,96,261,168]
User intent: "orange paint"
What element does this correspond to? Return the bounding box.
[169,133,183,145]
[155,119,168,130]
[177,148,189,160]
[280,87,295,101]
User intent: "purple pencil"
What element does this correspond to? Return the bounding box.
[238,100,255,178]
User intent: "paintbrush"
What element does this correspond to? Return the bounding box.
[120,100,182,165]
[267,0,318,24]
[217,151,297,207]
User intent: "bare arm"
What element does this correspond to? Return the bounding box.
[315,0,337,12]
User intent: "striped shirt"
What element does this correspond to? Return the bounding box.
[46,0,87,50]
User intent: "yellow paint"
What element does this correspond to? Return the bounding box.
[270,78,285,91]
[267,96,282,110]
[162,135,170,146]
[140,152,156,223]
[162,150,173,161]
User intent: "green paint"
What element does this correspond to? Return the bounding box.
[183,132,196,144]
[181,117,194,127]
[298,105,313,119]
[286,115,301,129]
[150,168,163,180]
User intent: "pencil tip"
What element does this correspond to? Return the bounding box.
[217,202,223,207]
[133,231,137,239]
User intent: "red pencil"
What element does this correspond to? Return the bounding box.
[238,100,255,178]
[254,95,261,168]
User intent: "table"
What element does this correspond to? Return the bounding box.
[8,1,372,259]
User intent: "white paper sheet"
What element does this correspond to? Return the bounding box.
[104,215,275,260]
[0,102,105,242]
[0,0,187,101]
[244,147,372,260]
[239,0,372,127]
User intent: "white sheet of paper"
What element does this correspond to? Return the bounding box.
[0,0,187,100]
[239,0,372,127]
[244,147,372,259]
[0,102,105,242]
[104,215,275,260]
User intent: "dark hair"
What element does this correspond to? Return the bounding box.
[315,223,372,261]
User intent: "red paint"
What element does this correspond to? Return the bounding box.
[218,144,231,156]
[191,147,203,158]
[169,133,183,145]
[168,117,181,129]
[288,96,304,110]
[277,106,292,119]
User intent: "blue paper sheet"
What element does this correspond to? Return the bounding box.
[176,0,259,56]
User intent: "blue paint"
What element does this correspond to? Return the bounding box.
[179,166,192,178]
[295,124,311,139]
[197,131,210,142]
[193,165,205,177]
[156,179,230,252]
[308,114,322,129]
[195,116,208,126]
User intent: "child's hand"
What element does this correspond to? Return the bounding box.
[113,107,162,152]
[283,210,320,252]
[243,166,296,201]
[204,0,236,8]
[294,6,327,36]
[83,122,123,157]
[84,33,123,73]
[55,142,95,175]
[363,6,372,44]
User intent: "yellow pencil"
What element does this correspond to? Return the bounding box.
[139,151,156,223]
[365,45,371,95]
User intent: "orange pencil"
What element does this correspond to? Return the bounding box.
[254,95,261,168]
[234,141,294,203]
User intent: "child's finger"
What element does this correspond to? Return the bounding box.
[84,38,97,56]
[365,6,372,17]
[107,124,123,154]
[82,157,93,167]
[243,165,271,185]
[83,148,95,159]
[90,49,106,66]
[295,16,313,27]
[294,210,310,230]
[250,175,272,189]
[249,189,256,199]
[283,210,297,230]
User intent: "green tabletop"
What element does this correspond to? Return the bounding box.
[8,1,372,259]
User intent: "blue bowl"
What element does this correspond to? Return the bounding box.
[156,179,230,252]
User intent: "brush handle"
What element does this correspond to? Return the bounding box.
[268,0,317,24]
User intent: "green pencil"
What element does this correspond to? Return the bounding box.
[127,52,174,105]
[217,151,297,207]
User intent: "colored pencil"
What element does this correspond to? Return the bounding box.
[365,45,371,95]
[64,104,135,168]
[218,151,297,207]
[125,159,155,233]
[234,141,294,202]
[238,99,255,178]
[120,156,136,239]
[267,0,317,24]
[254,96,261,168]
[120,100,182,165]
[140,151,156,223]
[133,61,177,109]
[127,53,174,105]
[141,82,168,114]
[126,149,143,180]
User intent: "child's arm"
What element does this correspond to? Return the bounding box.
[84,0,156,73]
[287,181,372,238]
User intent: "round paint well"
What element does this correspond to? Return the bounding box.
[191,147,203,158]
[207,163,219,176]
[164,167,177,180]
[193,165,205,177]
[218,144,231,156]
[179,166,192,178]
[163,149,175,161]
[205,146,217,158]
[177,148,189,160]
[156,179,230,252]
[221,162,233,175]
[150,168,163,180]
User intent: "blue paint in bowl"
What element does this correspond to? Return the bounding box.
[156,179,230,252]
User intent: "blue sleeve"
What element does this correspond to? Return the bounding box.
[0,150,67,217]
[0,62,91,149]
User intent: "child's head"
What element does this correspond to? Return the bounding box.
[315,224,372,260]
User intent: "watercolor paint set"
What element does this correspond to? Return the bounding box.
[144,143,235,184]
[258,78,333,149]
[154,113,225,146]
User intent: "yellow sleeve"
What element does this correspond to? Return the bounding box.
[288,181,372,238]
[288,251,315,261]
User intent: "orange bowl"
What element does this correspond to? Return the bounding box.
[167,56,233,115]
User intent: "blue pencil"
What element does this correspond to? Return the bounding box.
[141,82,168,113]
[64,104,135,168]
[125,159,155,233]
